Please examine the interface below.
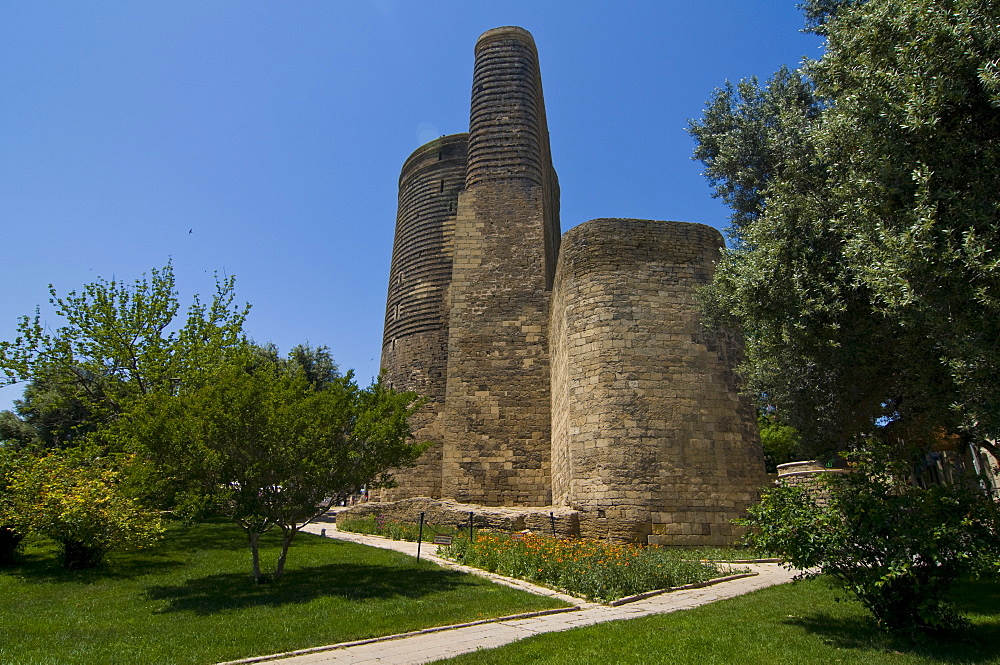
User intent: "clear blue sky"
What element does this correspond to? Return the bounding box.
[0,1,821,412]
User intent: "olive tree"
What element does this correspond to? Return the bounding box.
[689,0,1000,456]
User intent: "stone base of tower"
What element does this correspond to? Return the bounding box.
[334,497,759,546]
[335,498,581,539]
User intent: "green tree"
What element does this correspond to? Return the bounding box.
[6,450,165,568]
[0,411,40,449]
[689,0,1000,456]
[253,342,342,390]
[742,447,1000,632]
[758,411,802,471]
[0,263,250,433]
[0,365,96,449]
[120,352,427,583]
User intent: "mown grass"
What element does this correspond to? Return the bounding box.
[431,575,1000,665]
[439,532,747,603]
[0,519,569,665]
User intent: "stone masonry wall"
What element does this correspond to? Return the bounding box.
[550,219,766,545]
[376,27,767,544]
[776,460,848,508]
[440,27,558,506]
[339,498,581,539]
[379,133,468,500]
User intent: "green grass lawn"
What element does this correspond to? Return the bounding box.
[431,576,1000,665]
[0,519,569,665]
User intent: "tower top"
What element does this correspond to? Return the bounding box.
[475,26,536,49]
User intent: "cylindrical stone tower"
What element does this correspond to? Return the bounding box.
[380,133,468,499]
[440,27,560,505]
[550,219,767,545]
[465,26,560,286]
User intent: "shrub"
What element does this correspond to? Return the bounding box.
[741,445,1000,632]
[0,447,28,565]
[8,451,165,568]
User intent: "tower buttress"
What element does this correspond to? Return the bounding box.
[440,27,560,505]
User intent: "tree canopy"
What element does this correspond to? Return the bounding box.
[119,352,426,582]
[0,262,249,440]
[1,266,428,581]
[689,0,1000,456]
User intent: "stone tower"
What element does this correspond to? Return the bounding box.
[378,26,766,544]
[441,26,559,506]
[550,220,765,544]
[381,133,468,499]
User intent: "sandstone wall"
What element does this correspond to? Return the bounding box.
[379,133,468,499]
[776,460,848,507]
[550,219,766,545]
[375,27,766,545]
[338,498,581,539]
[440,26,559,506]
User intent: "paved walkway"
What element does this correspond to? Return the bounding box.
[223,522,797,665]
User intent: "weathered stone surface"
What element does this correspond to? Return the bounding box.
[551,220,766,545]
[438,27,558,507]
[775,460,849,508]
[379,133,468,501]
[376,26,767,544]
[337,498,580,539]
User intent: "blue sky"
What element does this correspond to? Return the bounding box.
[0,1,820,411]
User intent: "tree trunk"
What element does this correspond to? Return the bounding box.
[246,529,263,583]
[272,527,297,581]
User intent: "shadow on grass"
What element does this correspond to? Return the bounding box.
[153,519,251,554]
[3,520,252,583]
[785,578,1000,663]
[6,545,188,584]
[145,561,477,615]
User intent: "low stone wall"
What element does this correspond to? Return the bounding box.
[336,498,581,539]
[775,460,849,506]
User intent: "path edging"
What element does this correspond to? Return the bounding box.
[216,606,581,665]
[607,572,758,606]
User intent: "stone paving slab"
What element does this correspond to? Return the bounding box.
[224,525,797,665]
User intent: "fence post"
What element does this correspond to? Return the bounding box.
[469,511,474,543]
[417,512,425,562]
[550,511,556,538]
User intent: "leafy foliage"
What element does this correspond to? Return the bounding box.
[0,263,249,442]
[0,447,29,564]
[0,366,96,449]
[5,450,165,568]
[741,448,1000,632]
[758,411,803,471]
[118,352,427,582]
[690,0,1000,455]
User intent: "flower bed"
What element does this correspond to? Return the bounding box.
[439,532,736,603]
